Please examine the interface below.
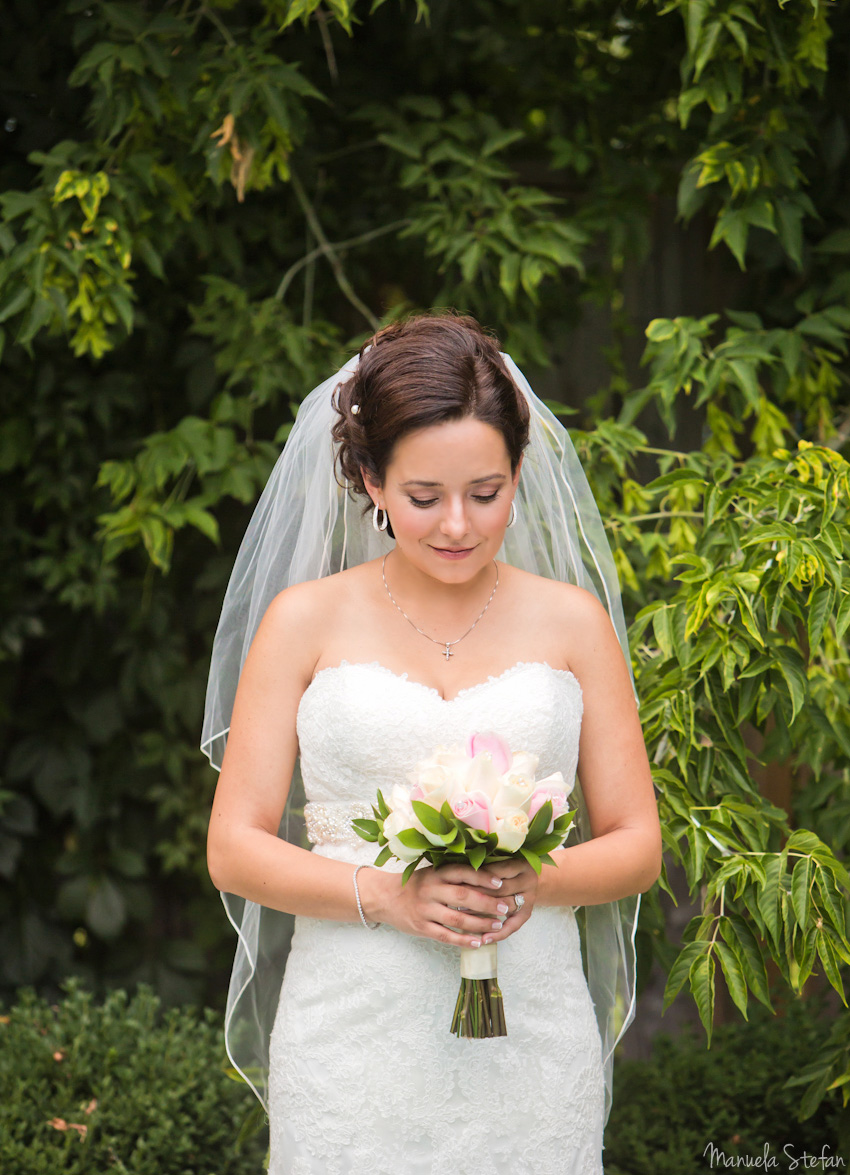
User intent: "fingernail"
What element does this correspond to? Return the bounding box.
[491,921,503,930]
[483,936,494,945]
[491,878,503,888]
[496,903,509,914]
[470,939,481,948]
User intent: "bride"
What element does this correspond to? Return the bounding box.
[203,313,661,1174]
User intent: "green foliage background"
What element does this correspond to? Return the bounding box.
[1,0,849,1125]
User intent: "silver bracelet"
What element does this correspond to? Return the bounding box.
[352,864,380,930]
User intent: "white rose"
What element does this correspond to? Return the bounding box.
[494,776,535,812]
[509,751,539,779]
[389,784,425,831]
[461,753,503,801]
[495,808,529,852]
[383,810,422,864]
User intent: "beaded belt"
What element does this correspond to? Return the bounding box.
[304,800,374,847]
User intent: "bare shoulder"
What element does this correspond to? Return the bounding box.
[255,562,376,677]
[250,573,346,681]
[503,565,612,628]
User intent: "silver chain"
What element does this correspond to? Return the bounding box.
[381,553,499,661]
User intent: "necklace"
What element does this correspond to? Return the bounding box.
[381,553,499,661]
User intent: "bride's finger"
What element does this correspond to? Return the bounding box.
[434,861,505,889]
[429,901,507,937]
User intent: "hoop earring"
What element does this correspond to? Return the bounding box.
[507,499,517,528]
[372,504,389,532]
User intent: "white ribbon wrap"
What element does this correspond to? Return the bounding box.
[459,942,498,980]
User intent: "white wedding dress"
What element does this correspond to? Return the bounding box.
[267,660,605,1175]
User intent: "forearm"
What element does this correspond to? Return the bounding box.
[208,826,379,921]
[536,826,661,908]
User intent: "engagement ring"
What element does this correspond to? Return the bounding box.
[514,893,526,911]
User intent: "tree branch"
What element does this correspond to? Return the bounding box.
[288,170,382,330]
[276,218,411,303]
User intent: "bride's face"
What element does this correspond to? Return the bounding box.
[363,416,521,583]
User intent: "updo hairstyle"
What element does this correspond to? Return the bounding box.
[332,313,530,540]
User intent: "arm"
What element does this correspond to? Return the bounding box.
[535,586,662,908]
[205,583,512,945]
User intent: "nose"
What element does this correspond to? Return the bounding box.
[439,494,471,541]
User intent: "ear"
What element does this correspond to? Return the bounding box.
[511,454,523,491]
[361,466,382,506]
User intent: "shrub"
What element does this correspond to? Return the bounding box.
[603,993,847,1174]
[0,979,268,1174]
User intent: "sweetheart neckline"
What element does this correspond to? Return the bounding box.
[301,658,581,707]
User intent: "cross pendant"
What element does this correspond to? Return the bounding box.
[444,644,453,661]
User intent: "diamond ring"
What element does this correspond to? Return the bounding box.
[514,893,526,911]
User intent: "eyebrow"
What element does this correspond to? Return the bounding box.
[399,473,508,487]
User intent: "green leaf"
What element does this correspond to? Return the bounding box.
[526,800,553,841]
[378,132,423,161]
[0,285,31,324]
[401,859,418,886]
[757,854,784,948]
[468,844,486,870]
[352,818,379,842]
[775,652,807,723]
[816,935,847,1005]
[724,911,773,1010]
[525,832,567,855]
[790,855,812,928]
[807,583,834,654]
[646,468,706,491]
[715,939,749,1019]
[373,846,392,867]
[689,952,715,1042]
[519,847,542,875]
[411,800,449,836]
[86,876,127,938]
[662,939,709,1011]
[397,828,431,851]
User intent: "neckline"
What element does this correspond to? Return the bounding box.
[302,659,581,706]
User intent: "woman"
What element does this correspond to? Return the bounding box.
[203,314,661,1174]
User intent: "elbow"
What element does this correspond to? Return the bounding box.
[206,829,230,893]
[639,838,663,893]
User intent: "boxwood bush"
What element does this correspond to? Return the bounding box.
[604,993,847,1174]
[0,979,268,1174]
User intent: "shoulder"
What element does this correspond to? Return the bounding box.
[502,564,613,627]
[256,561,379,669]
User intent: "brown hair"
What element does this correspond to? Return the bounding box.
[332,312,530,539]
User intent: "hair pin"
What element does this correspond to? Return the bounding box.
[351,404,360,414]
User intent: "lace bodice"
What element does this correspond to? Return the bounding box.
[296,659,583,813]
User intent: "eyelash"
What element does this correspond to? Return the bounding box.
[408,492,500,508]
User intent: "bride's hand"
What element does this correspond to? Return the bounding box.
[470,858,539,944]
[363,860,537,948]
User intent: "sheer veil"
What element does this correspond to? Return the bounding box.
[201,348,642,1128]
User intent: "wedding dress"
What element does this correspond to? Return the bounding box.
[267,659,606,1175]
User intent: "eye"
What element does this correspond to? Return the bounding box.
[409,497,438,508]
[473,491,500,503]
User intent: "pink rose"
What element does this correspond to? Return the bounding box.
[450,790,496,834]
[466,731,511,775]
[527,782,570,833]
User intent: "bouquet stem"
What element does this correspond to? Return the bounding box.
[451,943,507,1038]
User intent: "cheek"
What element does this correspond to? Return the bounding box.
[391,501,433,535]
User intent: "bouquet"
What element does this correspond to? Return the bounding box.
[353,731,576,1038]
